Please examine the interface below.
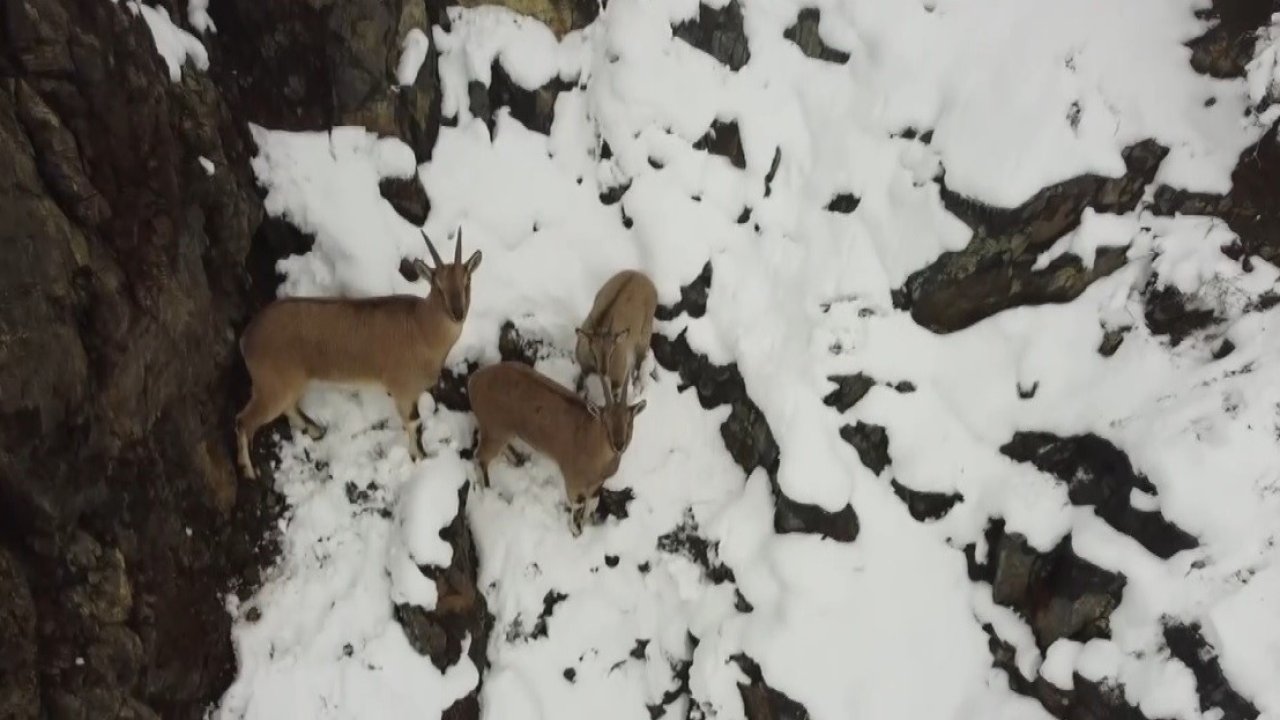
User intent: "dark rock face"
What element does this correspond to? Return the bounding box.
[898,140,1168,333]
[968,522,1125,651]
[783,9,850,64]
[838,421,890,476]
[1186,0,1273,79]
[1164,623,1260,720]
[208,0,441,158]
[673,1,751,72]
[694,119,747,169]
[1,0,279,717]
[394,484,493,718]
[733,655,812,720]
[984,625,1151,720]
[1151,122,1280,267]
[889,480,962,522]
[468,61,574,136]
[380,175,431,226]
[824,193,860,213]
[652,329,860,543]
[1000,432,1198,559]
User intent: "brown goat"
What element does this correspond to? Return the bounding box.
[469,341,646,534]
[235,230,481,479]
[574,270,658,397]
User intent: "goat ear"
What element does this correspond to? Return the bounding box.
[413,259,435,282]
[466,250,483,274]
[631,399,647,415]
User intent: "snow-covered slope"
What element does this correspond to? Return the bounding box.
[212,1,1280,719]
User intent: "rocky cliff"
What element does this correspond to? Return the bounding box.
[1,0,1277,719]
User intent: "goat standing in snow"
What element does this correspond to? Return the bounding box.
[574,269,658,399]
[235,229,481,479]
[468,335,646,535]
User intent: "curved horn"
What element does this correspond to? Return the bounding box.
[454,227,463,264]
[421,229,444,267]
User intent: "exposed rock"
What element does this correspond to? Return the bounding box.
[1001,432,1198,559]
[455,0,599,39]
[898,140,1168,333]
[0,548,38,719]
[657,512,735,585]
[208,0,440,157]
[468,60,574,135]
[733,655,813,720]
[1164,623,1260,720]
[968,521,1125,651]
[673,1,751,72]
[822,373,876,412]
[652,329,860,542]
[1097,327,1128,357]
[394,483,492,718]
[694,119,747,169]
[984,624,1151,720]
[380,175,431,225]
[783,9,850,64]
[654,261,712,321]
[889,480,962,522]
[1150,122,1280,267]
[0,0,287,715]
[838,422,890,476]
[1186,0,1273,78]
[824,193,860,213]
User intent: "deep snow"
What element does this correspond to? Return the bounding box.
[209,1,1280,719]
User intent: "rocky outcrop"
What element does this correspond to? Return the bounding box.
[896,140,1168,333]
[1,0,277,717]
[783,9,850,65]
[674,1,750,72]
[454,0,597,38]
[1000,432,1198,559]
[207,0,441,158]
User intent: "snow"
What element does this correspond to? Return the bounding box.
[217,0,1280,718]
[397,29,432,87]
[130,2,209,82]
[199,156,215,175]
[188,0,216,35]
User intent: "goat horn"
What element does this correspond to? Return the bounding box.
[421,229,444,267]
[454,227,463,264]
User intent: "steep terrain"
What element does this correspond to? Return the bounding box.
[2,0,1279,719]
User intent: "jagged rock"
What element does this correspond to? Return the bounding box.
[455,0,599,39]
[208,0,440,157]
[968,521,1125,651]
[839,422,890,475]
[898,140,1168,333]
[824,193,860,213]
[1097,327,1127,357]
[394,483,492,717]
[889,480,962,522]
[694,120,747,169]
[654,261,712,321]
[733,655,813,720]
[1,1,280,716]
[673,1,751,71]
[0,548,38,719]
[380,176,430,225]
[468,61,574,135]
[657,512,735,585]
[783,9,850,64]
[1186,0,1273,78]
[984,625,1151,720]
[653,329,860,542]
[1164,623,1260,720]
[245,216,316,307]
[1001,432,1198,559]
[822,373,876,412]
[1151,122,1280,267]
